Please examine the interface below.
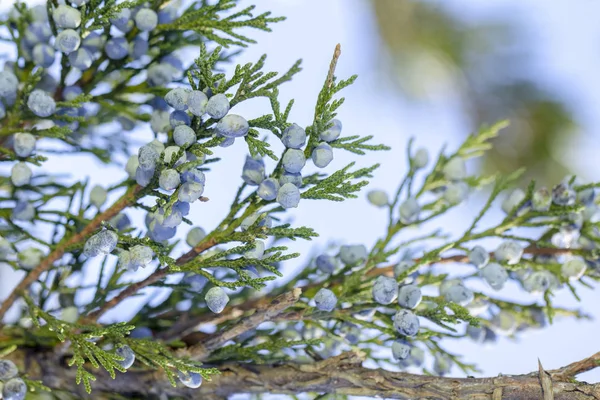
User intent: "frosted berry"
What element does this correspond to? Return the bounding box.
[27,89,56,117]
[399,197,419,224]
[205,287,229,313]
[391,340,411,360]
[491,311,517,336]
[105,37,129,60]
[480,262,508,290]
[494,241,523,265]
[367,190,388,207]
[135,166,154,187]
[181,168,206,185]
[320,119,341,142]
[444,181,469,205]
[159,169,181,191]
[394,260,414,278]
[81,32,106,53]
[24,22,52,46]
[150,110,171,134]
[397,284,422,309]
[186,227,206,247]
[2,377,26,400]
[138,144,160,171]
[413,147,429,169]
[147,63,175,87]
[393,309,420,336]
[524,270,557,294]
[312,142,334,168]
[178,371,202,389]
[110,9,132,32]
[83,230,118,257]
[372,275,397,305]
[52,5,81,29]
[442,281,473,306]
[115,345,135,369]
[63,85,83,101]
[241,213,272,231]
[315,254,337,274]
[32,43,55,68]
[89,185,107,208]
[187,90,208,116]
[125,155,139,179]
[339,244,367,266]
[552,182,576,206]
[282,123,306,149]
[282,149,306,173]
[11,162,32,187]
[257,178,280,201]
[206,93,230,119]
[501,188,525,214]
[218,135,235,147]
[178,180,204,201]
[469,245,489,268]
[279,172,302,187]
[561,258,587,280]
[277,183,301,208]
[442,157,466,181]
[61,306,79,323]
[68,48,93,70]
[314,288,337,312]
[18,247,44,269]
[216,114,249,138]
[134,8,158,31]
[12,200,35,221]
[109,213,131,231]
[165,88,190,111]
[0,360,18,380]
[242,156,265,185]
[0,71,18,99]
[170,110,191,128]
[245,239,265,259]
[55,29,81,54]
[433,355,452,376]
[129,36,149,59]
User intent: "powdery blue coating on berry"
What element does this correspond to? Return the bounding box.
[55,29,81,54]
[206,93,230,119]
[367,190,388,207]
[63,85,83,101]
[32,43,55,68]
[2,377,26,400]
[84,230,118,257]
[105,37,129,60]
[281,123,306,149]
[158,4,179,24]
[277,182,301,209]
[81,32,105,52]
[24,22,52,46]
[433,355,452,376]
[182,274,208,293]
[27,89,56,117]
[129,36,149,59]
[393,309,420,336]
[282,149,306,173]
[480,262,508,290]
[501,188,525,214]
[530,187,551,211]
[150,110,171,134]
[109,213,131,231]
[187,90,208,116]
[89,185,107,208]
[245,239,265,259]
[372,275,398,305]
[175,201,190,216]
[68,47,93,70]
[181,168,205,185]
[115,345,135,369]
[397,284,422,309]
[442,157,466,181]
[219,135,235,147]
[135,166,154,187]
[494,241,523,265]
[552,182,576,206]
[561,258,587,280]
[216,114,250,138]
[159,168,180,191]
[469,245,489,268]
[129,245,154,270]
[0,360,18,380]
[13,133,36,158]
[443,283,474,306]
[130,326,152,338]
[135,8,158,31]
[491,311,517,336]
[315,254,337,274]
[257,178,279,201]
[147,63,174,87]
[178,182,204,202]
[178,371,203,389]
[52,5,81,29]
[242,156,265,186]
[118,249,132,270]
[391,340,411,360]
[240,213,272,231]
[123,155,138,179]
[110,8,131,32]
[413,147,429,169]
[339,244,367,266]
[314,288,337,312]
[279,172,303,189]
[320,118,341,142]
[205,287,229,313]
[311,142,333,168]
[11,162,32,187]
[163,145,186,166]
[36,72,58,92]
[18,247,44,269]
[138,144,160,171]
[444,181,469,205]
[0,71,17,99]
[148,220,176,242]
[12,201,35,221]
[165,88,190,111]
[186,227,206,247]
[0,103,5,119]
[172,126,196,148]
[170,110,191,128]
[524,270,557,294]
[399,197,420,224]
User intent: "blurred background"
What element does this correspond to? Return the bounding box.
[2,0,600,390]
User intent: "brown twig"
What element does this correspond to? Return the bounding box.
[0,184,143,323]
[550,351,600,381]
[326,44,342,89]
